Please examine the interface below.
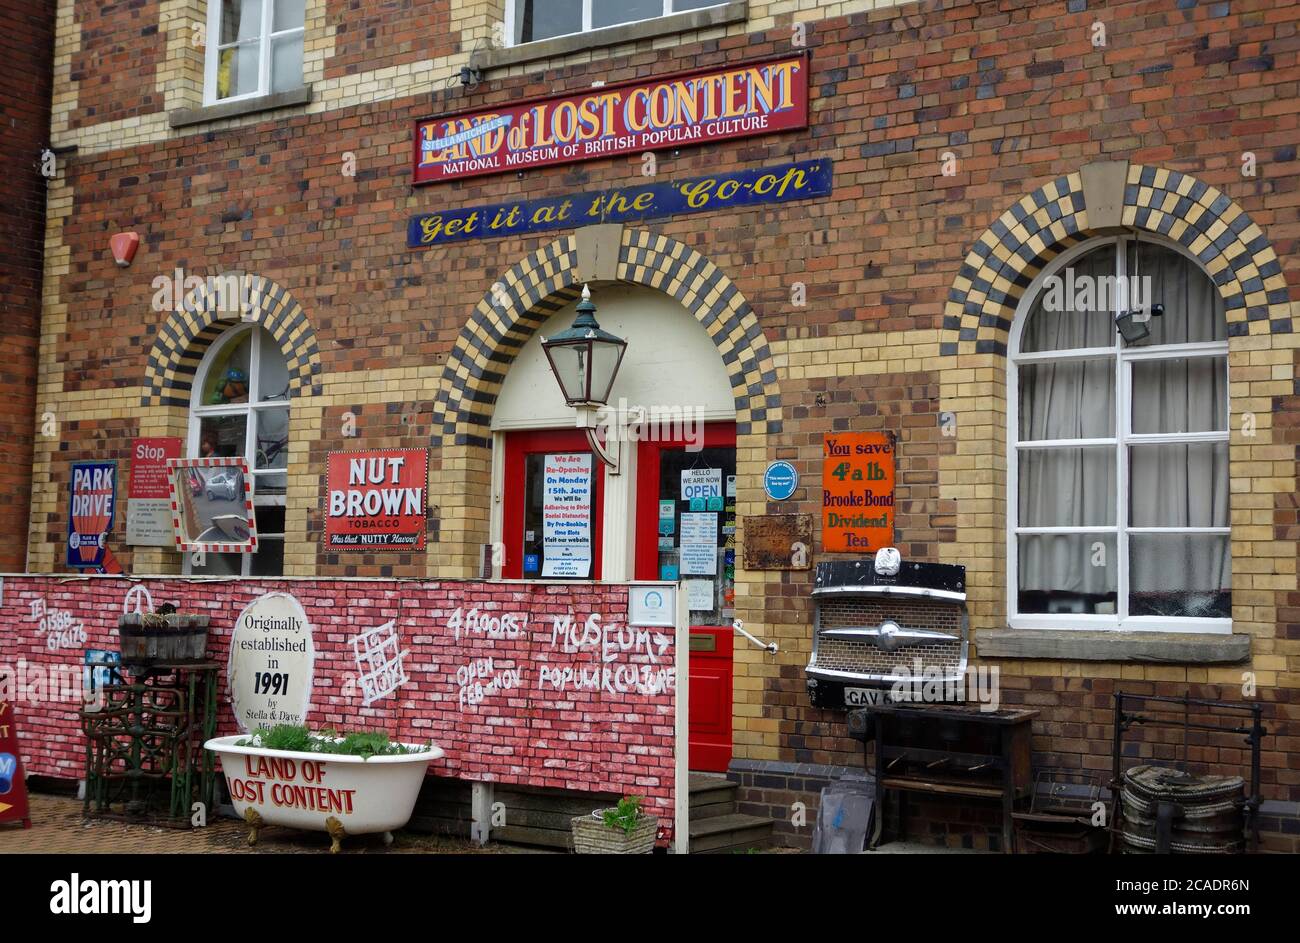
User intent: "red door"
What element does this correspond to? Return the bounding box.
[501,429,603,580]
[636,423,736,772]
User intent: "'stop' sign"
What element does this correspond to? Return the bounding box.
[413,54,809,185]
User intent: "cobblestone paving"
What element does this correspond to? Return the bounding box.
[0,794,498,854]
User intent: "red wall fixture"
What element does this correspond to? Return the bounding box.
[109,232,139,267]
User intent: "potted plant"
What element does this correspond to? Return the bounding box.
[571,795,659,854]
[118,602,210,666]
[206,724,443,852]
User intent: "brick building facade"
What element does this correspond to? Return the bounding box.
[11,0,1300,849]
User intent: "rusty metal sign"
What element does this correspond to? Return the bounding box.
[742,514,813,570]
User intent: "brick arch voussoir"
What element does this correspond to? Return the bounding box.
[141,274,321,407]
[434,231,780,448]
[941,166,1293,357]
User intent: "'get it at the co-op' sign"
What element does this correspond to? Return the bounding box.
[412,54,809,185]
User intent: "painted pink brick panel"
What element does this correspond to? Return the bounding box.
[0,576,676,842]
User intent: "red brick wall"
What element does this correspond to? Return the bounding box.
[43,0,1300,575]
[0,0,55,573]
[69,0,164,129]
[324,0,455,78]
[0,576,678,840]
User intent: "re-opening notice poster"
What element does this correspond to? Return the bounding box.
[542,453,593,578]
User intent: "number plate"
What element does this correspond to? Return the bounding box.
[844,687,889,707]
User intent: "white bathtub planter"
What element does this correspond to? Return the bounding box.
[206,727,442,853]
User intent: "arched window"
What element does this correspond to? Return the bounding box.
[186,325,289,576]
[1008,236,1230,631]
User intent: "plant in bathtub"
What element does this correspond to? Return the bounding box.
[571,795,660,855]
[206,724,442,853]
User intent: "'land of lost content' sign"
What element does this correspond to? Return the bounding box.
[822,432,896,552]
[228,592,315,733]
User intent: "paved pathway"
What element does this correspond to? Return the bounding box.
[0,793,496,854]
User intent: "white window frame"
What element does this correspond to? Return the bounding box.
[1006,234,1231,634]
[503,1,725,47]
[204,0,305,106]
[184,324,290,577]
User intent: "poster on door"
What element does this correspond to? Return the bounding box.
[126,437,182,546]
[681,468,722,502]
[822,432,896,552]
[679,512,718,576]
[542,453,593,578]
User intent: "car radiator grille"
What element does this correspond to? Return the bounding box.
[811,596,965,681]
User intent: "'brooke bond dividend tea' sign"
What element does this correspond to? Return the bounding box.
[413,55,808,185]
[822,432,896,553]
[325,450,428,551]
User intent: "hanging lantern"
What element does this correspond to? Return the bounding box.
[540,284,627,407]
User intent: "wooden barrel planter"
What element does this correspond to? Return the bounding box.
[118,612,210,666]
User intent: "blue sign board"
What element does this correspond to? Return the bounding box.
[763,461,799,501]
[408,159,834,248]
[67,460,117,569]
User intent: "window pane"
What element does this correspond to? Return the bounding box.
[217,43,261,100]
[272,0,304,31]
[1018,534,1117,615]
[220,0,263,44]
[270,33,303,92]
[255,409,290,470]
[254,504,285,535]
[199,414,247,459]
[1129,533,1230,617]
[674,0,722,9]
[1018,447,1116,527]
[1020,245,1117,353]
[201,331,252,405]
[516,0,582,42]
[656,446,737,626]
[190,551,242,576]
[251,537,285,576]
[1018,359,1114,440]
[257,340,291,402]
[254,471,287,496]
[1129,241,1227,345]
[1129,442,1229,527]
[1131,357,1227,434]
[592,0,661,29]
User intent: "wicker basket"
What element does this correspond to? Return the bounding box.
[571,810,659,854]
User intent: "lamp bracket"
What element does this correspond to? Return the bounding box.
[575,405,620,474]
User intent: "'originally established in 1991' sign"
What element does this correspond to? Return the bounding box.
[413,54,809,185]
[325,449,428,551]
[228,592,315,733]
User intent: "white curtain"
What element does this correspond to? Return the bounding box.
[1018,243,1230,617]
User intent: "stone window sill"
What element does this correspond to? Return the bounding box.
[479,2,748,72]
[169,86,313,130]
[976,629,1250,664]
